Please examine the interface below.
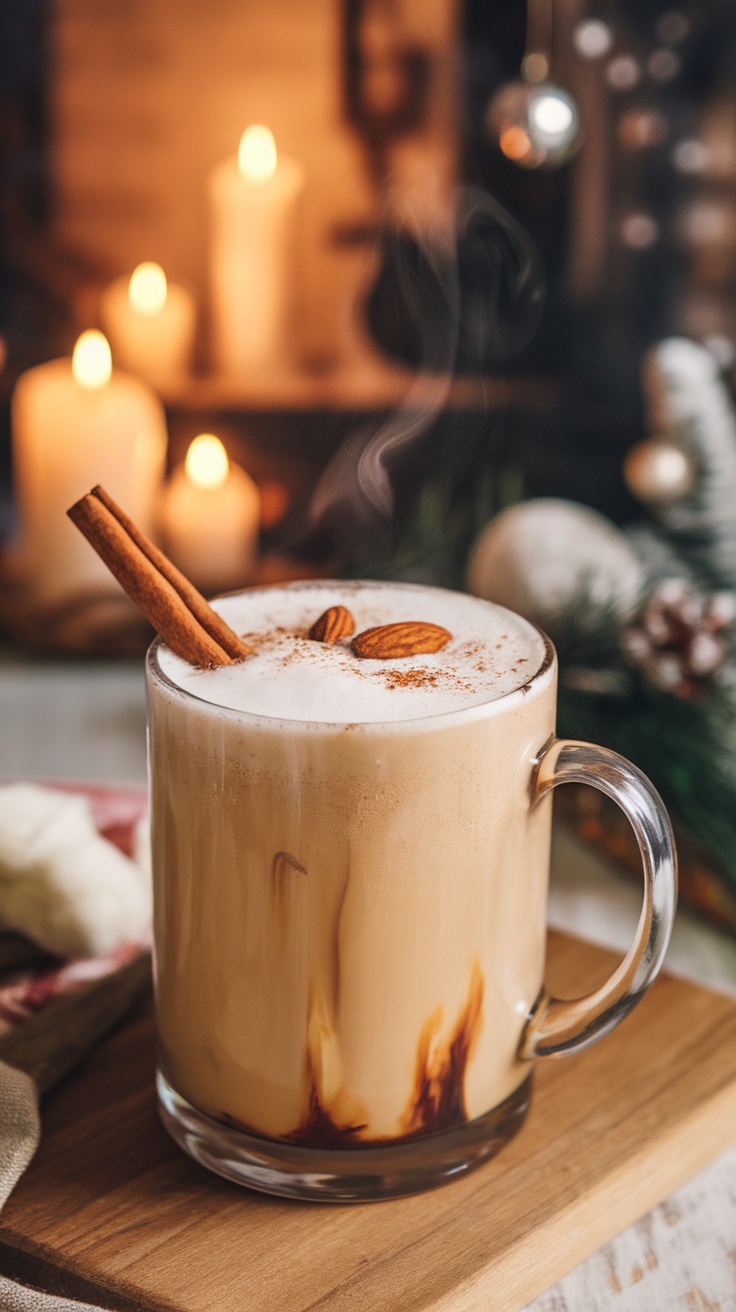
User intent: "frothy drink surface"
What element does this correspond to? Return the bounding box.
[157,581,547,722]
[148,582,556,1145]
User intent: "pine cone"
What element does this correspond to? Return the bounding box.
[621,579,736,697]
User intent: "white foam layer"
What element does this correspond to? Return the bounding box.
[155,581,549,723]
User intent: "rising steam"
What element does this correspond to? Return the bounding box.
[310,187,545,536]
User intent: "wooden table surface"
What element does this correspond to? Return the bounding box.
[1,931,736,1312]
[530,1149,736,1311]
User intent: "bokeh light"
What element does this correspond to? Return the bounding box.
[621,213,659,249]
[574,20,613,59]
[606,56,641,91]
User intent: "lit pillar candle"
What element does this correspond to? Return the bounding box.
[160,434,260,593]
[12,330,167,604]
[208,125,305,376]
[100,262,196,389]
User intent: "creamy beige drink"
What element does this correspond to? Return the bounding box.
[148,581,556,1145]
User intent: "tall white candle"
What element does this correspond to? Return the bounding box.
[12,330,167,604]
[160,434,260,593]
[208,125,305,376]
[100,262,196,390]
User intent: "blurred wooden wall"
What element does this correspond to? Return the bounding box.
[48,0,374,368]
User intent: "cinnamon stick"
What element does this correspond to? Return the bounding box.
[67,489,249,668]
[91,486,250,661]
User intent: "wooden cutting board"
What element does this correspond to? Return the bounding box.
[1,930,735,1312]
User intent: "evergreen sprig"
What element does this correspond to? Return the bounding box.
[558,681,736,882]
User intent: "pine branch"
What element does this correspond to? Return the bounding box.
[558,682,736,885]
[643,339,736,588]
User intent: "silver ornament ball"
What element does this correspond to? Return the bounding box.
[486,81,580,170]
[624,437,697,504]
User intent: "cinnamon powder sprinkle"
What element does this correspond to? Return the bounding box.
[217,625,515,698]
[383,668,440,691]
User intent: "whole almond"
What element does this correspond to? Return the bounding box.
[308,605,355,643]
[352,621,452,659]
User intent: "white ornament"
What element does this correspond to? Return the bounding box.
[0,783,151,958]
[624,437,696,504]
[467,499,643,640]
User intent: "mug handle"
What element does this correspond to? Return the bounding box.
[519,737,678,1061]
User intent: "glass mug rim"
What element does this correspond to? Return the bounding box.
[145,578,557,731]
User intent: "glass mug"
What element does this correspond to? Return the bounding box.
[147,581,677,1201]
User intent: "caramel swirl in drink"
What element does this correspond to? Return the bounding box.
[148,581,555,1143]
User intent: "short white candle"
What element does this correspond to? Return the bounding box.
[160,434,260,593]
[208,125,305,376]
[12,330,167,604]
[100,262,196,389]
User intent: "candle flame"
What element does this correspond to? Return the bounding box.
[72,330,112,389]
[129,262,168,315]
[237,125,278,183]
[185,434,230,490]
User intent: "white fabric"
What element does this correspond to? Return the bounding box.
[0,785,150,959]
[0,1063,39,1210]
